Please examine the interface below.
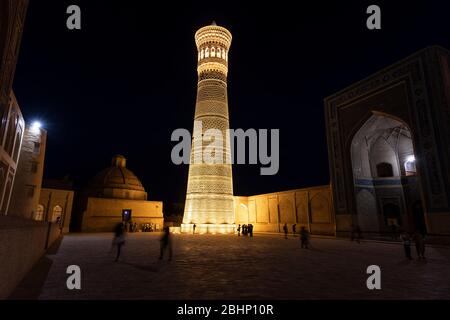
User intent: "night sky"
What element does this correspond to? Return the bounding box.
[12,1,450,206]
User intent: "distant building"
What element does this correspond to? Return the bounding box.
[74,155,164,232]
[9,123,47,219]
[39,179,74,234]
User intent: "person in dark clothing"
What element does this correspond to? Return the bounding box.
[300,227,309,249]
[283,223,288,239]
[413,232,426,260]
[350,224,362,243]
[292,224,297,236]
[237,224,241,236]
[390,223,399,240]
[113,222,125,262]
[159,226,172,261]
[193,224,196,234]
[249,224,253,237]
[400,231,412,260]
[243,224,247,236]
[355,225,362,243]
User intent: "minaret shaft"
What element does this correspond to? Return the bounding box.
[181,24,235,234]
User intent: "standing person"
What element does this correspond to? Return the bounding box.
[283,223,288,239]
[300,226,309,249]
[237,224,241,236]
[243,224,247,236]
[390,223,398,240]
[193,224,196,235]
[249,224,253,237]
[292,224,297,236]
[413,232,426,260]
[400,231,412,260]
[113,222,125,262]
[159,226,172,261]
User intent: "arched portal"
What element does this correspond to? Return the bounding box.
[351,113,425,234]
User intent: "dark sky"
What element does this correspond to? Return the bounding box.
[12,0,450,205]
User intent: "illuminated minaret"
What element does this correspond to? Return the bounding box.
[181,22,234,234]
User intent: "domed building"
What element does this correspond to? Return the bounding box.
[76,155,163,232]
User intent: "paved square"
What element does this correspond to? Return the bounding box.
[38,233,450,300]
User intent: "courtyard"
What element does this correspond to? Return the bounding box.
[12,233,450,300]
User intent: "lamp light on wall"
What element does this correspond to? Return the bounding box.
[31,121,42,133]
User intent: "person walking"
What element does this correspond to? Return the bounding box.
[400,231,412,260]
[283,223,288,239]
[193,224,196,235]
[249,224,253,237]
[113,222,126,262]
[413,232,426,260]
[237,224,241,236]
[300,226,309,249]
[292,224,297,237]
[159,226,173,261]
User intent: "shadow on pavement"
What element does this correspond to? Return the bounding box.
[8,236,64,300]
[8,256,53,300]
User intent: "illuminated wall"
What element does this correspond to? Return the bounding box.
[233,186,335,236]
[181,23,235,234]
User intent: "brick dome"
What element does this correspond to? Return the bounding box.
[85,155,147,200]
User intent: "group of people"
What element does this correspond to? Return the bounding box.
[236,224,253,237]
[350,223,427,260]
[112,222,173,262]
[113,220,427,263]
[121,222,157,233]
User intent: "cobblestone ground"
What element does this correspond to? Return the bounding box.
[38,233,450,300]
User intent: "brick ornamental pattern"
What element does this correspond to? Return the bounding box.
[181,24,235,234]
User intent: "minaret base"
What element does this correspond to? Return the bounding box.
[181,223,236,235]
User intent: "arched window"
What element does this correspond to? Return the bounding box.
[211,47,216,57]
[52,205,63,224]
[200,48,204,59]
[222,48,226,59]
[12,127,22,162]
[205,47,210,58]
[5,113,18,156]
[35,205,44,221]
[376,162,394,178]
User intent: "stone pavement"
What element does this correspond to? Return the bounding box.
[32,233,450,300]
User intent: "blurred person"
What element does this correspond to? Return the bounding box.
[159,226,173,261]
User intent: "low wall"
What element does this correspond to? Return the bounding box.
[0,217,61,299]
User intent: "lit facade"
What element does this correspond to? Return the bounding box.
[181,23,235,234]
[8,123,47,219]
